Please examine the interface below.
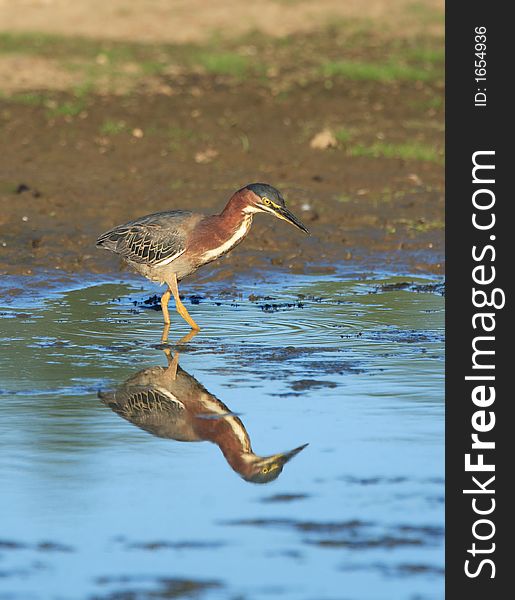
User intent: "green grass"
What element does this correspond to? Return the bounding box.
[99,119,127,135]
[46,99,87,118]
[0,26,443,96]
[334,127,353,144]
[167,126,196,139]
[0,181,21,194]
[406,2,444,24]
[169,180,185,190]
[166,126,199,150]
[347,141,441,163]
[0,32,109,59]
[5,92,49,106]
[195,52,251,77]
[0,32,261,83]
[335,194,353,203]
[410,96,444,111]
[238,133,251,152]
[397,217,445,232]
[139,61,167,76]
[405,47,444,64]
[322,60,438,82]
[0,32,63,55]
[1,88,94,118]
[73,82,94,97]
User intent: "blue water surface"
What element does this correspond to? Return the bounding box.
[0,272,444,600]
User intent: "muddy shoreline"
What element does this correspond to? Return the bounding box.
[1,23,444,285]
[0,86,443,282]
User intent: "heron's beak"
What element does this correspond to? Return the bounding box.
[271,443,309,466]
[243,443,309,483]
[274,206,310,234]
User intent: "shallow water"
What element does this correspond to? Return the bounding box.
[0,272,444,600]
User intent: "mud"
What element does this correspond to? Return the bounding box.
[1,25,443,282]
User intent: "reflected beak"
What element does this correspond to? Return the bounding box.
[272,443,309,466]
[274,206,310,234]
[244,443,309,483]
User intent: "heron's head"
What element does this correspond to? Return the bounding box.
[241,443,309,484]
[241,183,310,234]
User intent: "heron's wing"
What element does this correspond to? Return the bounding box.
[99,385,186,437]
[96,211,192,266]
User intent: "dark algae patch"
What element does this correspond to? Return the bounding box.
[225,518,443,550]
[92,576,223,600]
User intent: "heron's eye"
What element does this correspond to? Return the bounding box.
[262,197,272,206]
[262,466,269,474]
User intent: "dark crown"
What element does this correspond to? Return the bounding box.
[244,183,285,206]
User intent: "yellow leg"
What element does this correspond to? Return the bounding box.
[169,273,200,331]
[160,289,171,324]
[177,329,199,345]
[163,347,180,380]
[160,322,171,343]
[161,324,199,344]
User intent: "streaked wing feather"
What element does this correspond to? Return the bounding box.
[102,385,184,414]
[116,226,185,265]
[97,211,191,266]
[101,386,185,439]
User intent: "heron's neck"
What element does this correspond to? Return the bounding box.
[197,412,258,476]
[192,192,254,261]
[220,190,256,223]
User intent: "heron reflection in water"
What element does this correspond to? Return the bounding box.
[99,337,307,483]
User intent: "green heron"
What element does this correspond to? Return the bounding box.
[99,344,308,483]
[96,183,309,338]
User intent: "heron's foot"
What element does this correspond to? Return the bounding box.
[177,329,199,345]
[167,273,200,331]
[160,324,199,345]
[163,347,180,380]
[176,300,200,331]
